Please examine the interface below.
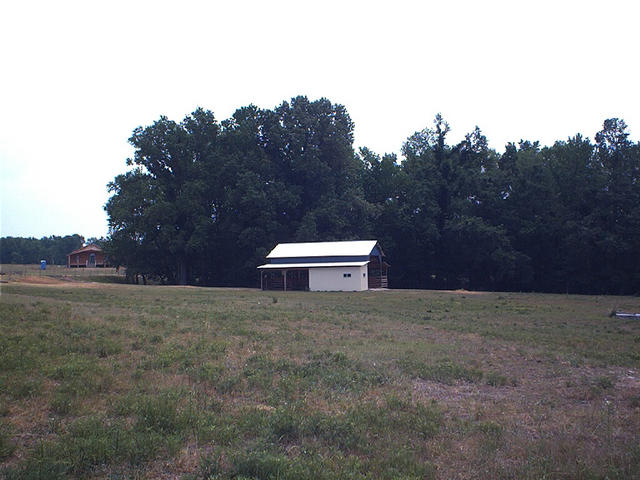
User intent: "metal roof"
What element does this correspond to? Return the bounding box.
[258,261,370,270]
[67,244,103,256]
[266,240,378,259]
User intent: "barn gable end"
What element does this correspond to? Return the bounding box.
[67,244,109,268]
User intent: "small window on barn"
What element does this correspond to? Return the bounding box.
[343,273,351,278]
[363,273,366,277]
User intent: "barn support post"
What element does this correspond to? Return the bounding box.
[283,269,287,291]
[260,272,263,290]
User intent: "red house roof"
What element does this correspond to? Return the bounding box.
[67,244,103,257]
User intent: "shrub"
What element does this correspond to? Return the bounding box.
[596,376,614,390]
[0,421,16,461]
[134,393,183,434]
[95,336,122,357]
[5,377,42,399]
[400,357,483,385]
[486,371,508,387]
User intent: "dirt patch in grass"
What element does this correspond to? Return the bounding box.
[5,277,120,289]
[7,275,68,285]
[438,289,490,295]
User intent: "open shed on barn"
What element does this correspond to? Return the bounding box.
[258,240,389,291]
[67,244,109,268]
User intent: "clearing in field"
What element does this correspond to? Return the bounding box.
[0,278,639,479]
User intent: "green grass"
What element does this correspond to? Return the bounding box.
[1,278,639,479]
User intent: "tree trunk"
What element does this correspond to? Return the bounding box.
[178,259,188,285]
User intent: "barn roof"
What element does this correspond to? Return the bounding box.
[67,244,103,256]
[266,240,379,259]
[258,261,369,270]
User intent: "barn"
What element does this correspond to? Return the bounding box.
[258,240,389,291]
[67,244,109,268]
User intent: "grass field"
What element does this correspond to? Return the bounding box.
[1,273,639,479]
[0,264,125,283]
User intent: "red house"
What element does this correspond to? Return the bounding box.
[67,244,109,268]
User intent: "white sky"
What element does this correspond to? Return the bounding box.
[1,0,638,239]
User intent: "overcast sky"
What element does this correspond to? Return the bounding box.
[1,0,638,240]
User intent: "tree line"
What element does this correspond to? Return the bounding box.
[103,96,640,294]
[0,235,85,265]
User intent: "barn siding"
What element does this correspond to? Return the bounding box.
[67,248,108,268]
[309,266,367,291]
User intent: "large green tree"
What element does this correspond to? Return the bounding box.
[591,119,640,293]
[259,96,368,241]
[105,108,219,284]
[105,97,368,286]
[390,115,520,289]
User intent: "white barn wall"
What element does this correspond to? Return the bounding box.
[309,266,368,291]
